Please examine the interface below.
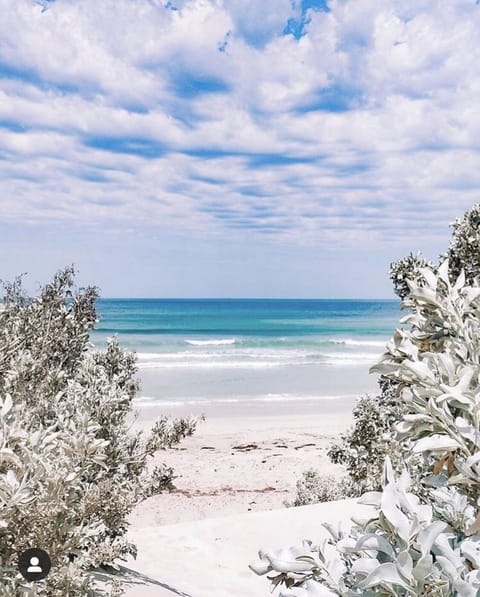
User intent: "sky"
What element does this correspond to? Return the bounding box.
[1,0,480,298]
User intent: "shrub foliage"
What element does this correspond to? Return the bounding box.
[0,267,200,595]
[251,258,480,595]
[321,203,480,499]
[252,204,480,595]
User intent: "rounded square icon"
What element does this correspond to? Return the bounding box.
[18,548,52,581]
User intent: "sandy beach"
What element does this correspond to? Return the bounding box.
[123,397,358,595]
[130,397,356,525]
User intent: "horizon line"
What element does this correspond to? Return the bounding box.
[97,296,399,301]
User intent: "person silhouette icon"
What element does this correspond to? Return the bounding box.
[27,556,42,573]
[18,548,51,581]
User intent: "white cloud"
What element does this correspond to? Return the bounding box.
[0,0,479,257]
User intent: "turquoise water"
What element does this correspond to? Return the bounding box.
[92,299,402,411]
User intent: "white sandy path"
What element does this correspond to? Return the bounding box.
[129,408,356,524]
[121,404,361,595]
[122,498,372,597]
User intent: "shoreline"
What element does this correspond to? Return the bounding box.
[132,392,363,421]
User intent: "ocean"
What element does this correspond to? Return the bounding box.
[91,299,402,415]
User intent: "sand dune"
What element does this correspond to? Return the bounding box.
[123,498,370,596]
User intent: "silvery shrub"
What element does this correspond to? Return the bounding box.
[0,267,200,595]
[251,259,480,595]
[305,203,480,503]
[443,203,480,286]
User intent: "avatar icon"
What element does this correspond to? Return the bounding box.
[27,556,42,573]
[18,548,51,581]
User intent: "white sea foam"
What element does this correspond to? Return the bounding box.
[137,348,309,360]
[135,396,243,407]
[137,360,284,370]
[324,351,379,360]
[136,347,380,369]
[136,352,175,359]
[185,338,236,346]
[136,351,223,360]
[259,393,350,402]
[134,393,359,407]
[325,359,376,366]
[329,338,387,348]
[323,351,380,366]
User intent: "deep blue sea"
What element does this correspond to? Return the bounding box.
[91,299,401,413]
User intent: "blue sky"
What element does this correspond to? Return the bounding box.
[1,0,480,298]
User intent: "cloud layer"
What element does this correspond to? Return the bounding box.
[1,0,480,271]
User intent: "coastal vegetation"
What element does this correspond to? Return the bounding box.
[0,268,200,595]
[252,204,480,594]
[293,205,480,504]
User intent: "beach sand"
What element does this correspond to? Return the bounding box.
[123,397,359,595]
[122,498,372,597]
